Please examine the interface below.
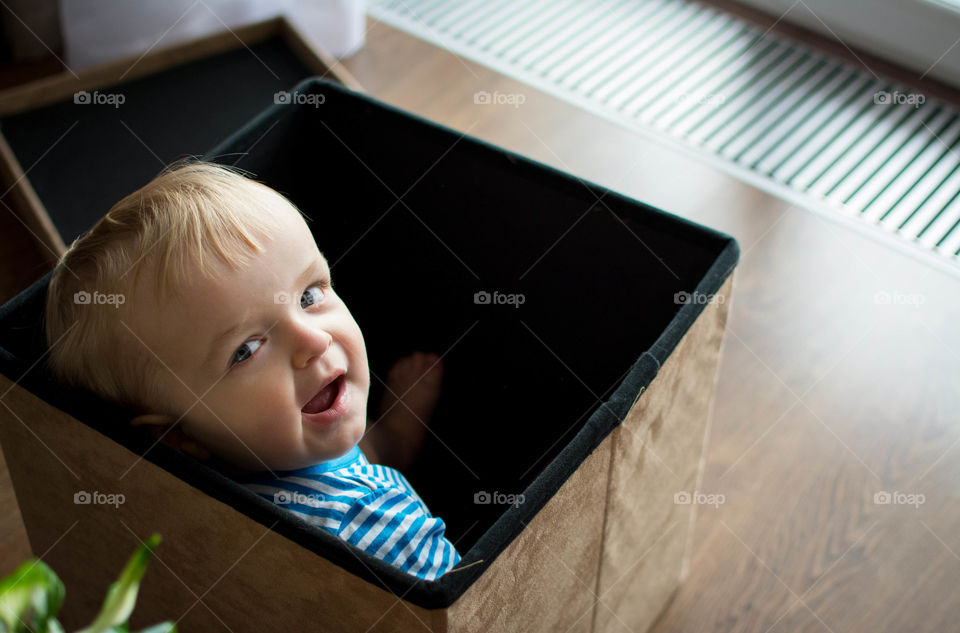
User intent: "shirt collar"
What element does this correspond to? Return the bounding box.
[272,445,362,476]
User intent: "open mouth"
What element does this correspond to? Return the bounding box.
[303,375,344,414]
[301,375,348,424]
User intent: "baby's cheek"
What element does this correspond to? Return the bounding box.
[203,388,268,436]
[348,329,370,378]
[250,389,292,427]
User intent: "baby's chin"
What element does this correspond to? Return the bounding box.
[299,416,366,465]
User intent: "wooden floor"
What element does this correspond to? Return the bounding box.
[3,15,960,633]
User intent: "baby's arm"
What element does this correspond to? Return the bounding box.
[362,351,443,471]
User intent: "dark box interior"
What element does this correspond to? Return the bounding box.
[0,78,738,608]
[0,34,316,247]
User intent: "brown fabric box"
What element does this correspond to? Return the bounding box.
[0,78,738,632]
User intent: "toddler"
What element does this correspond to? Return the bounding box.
[44,161,461,581]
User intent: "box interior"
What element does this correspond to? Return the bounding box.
[0,35,315,247]
[216,89,732,544]
[0,78,738,607]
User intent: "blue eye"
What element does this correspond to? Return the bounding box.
[300,285,326,308]
[227,281,329,370]
[231,339,262,366]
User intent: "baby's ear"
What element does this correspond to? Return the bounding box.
[130,413,211,461]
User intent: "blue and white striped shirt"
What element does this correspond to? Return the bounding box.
[237,446,461,581]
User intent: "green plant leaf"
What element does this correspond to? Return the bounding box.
[75,535,161,633]
[0,559,64,633]
[131,623,176,633]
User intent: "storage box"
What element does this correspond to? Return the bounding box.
[0,16,361,269]
[0,78,738,632]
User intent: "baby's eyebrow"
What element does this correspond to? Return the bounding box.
[203,256,329,371]
[204,322,244,372]
[212,322,241,348]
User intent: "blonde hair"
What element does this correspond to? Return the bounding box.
[44,160,290,410]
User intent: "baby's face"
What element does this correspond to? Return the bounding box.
[129,198,369,472]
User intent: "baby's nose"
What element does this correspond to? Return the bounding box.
[294,326,333,368]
